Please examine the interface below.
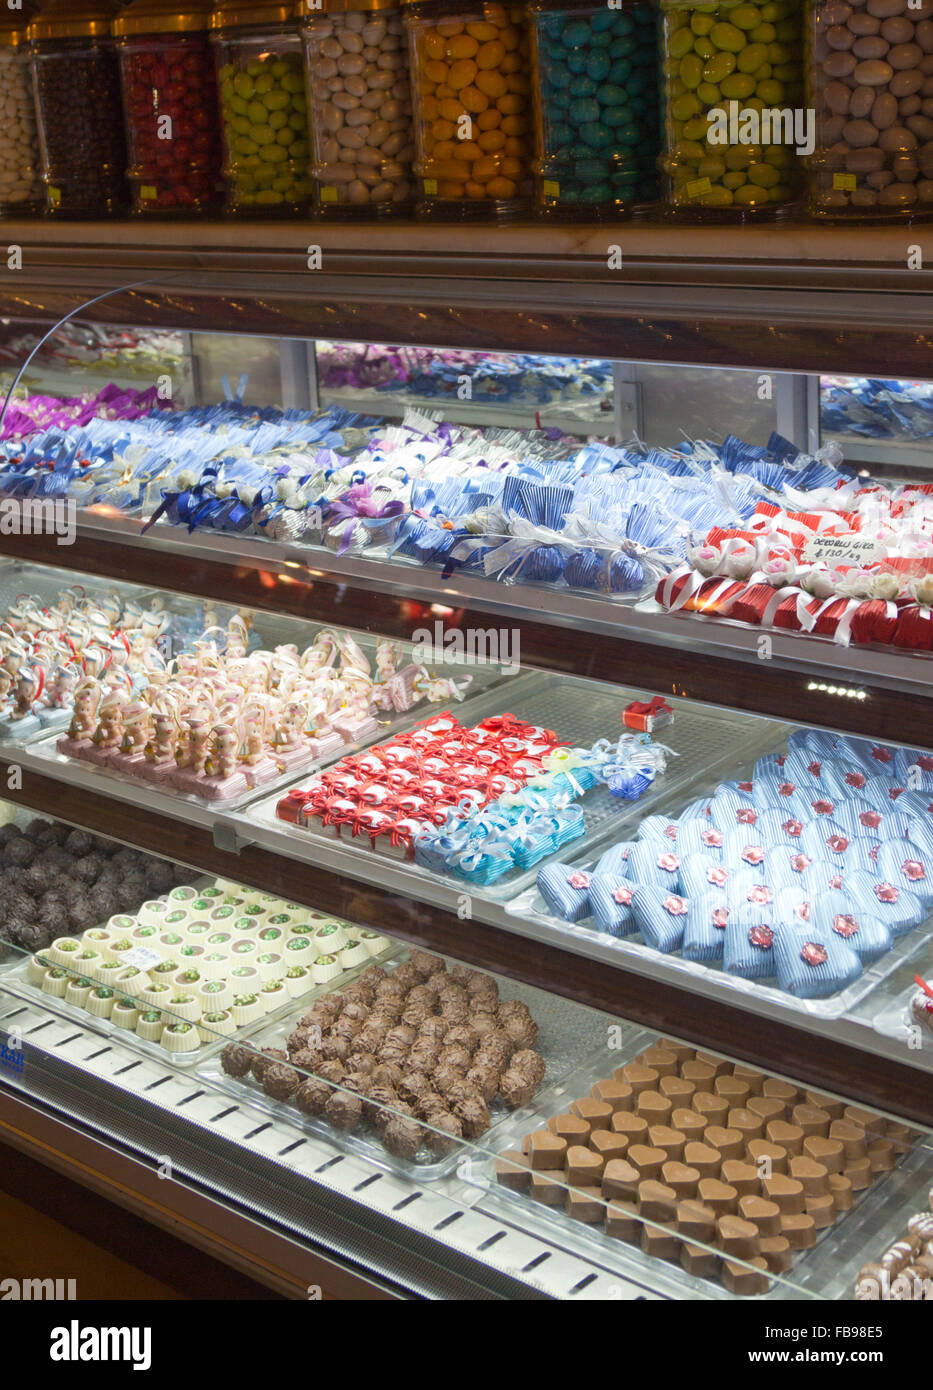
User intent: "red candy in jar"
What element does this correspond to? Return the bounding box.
[114,1,223,216]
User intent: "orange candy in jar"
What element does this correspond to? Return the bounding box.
[405,0,533,216]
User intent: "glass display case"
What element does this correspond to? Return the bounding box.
[0,216,931,1308]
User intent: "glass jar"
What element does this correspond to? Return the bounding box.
[805,0,933,220]
[528,0,659,218]
[301,0,414,217]
[114,0,224,216]
[0,11,42,216]
[405,0,533,219]
[659,0,805,220]
[210,0,312,214]
[27,1,128,217]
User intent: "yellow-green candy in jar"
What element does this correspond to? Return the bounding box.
[736,42,767,72]
[670,26,695,57]
[721,72,755,98]
[219,49,310,210]
[680,53,704,88]
[729,5,762,28]
[709,21,745,51]
[702,51,734,83]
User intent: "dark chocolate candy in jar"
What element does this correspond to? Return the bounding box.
[28,1,129,217]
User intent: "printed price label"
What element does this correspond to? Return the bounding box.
[803,535,881,565]
[48,186,61,205]
[542,180,560,197]
[140,185,158,201]
[117,946,163,972]
[320,186,337,203]
[686,177,712,198]
[423,179,438,195]
[833,173,857,191]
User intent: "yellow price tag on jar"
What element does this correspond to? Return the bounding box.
[320,186,337,203]
[833,173,857,191]
[423,179,438,195]
[686,177,712,198]
[48,186,61,205]
[140,185,157,201]
[543,180,560,197]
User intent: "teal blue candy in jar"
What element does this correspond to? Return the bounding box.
[529,0,660,218]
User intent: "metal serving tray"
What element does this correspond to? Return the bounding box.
[508,738,933,1022]
[477,1023,926,1302]
[246,672,789,902]
[196,950,613,1181]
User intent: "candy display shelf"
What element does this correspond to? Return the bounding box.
[1,513,930,747]
[2,220,933,375]
[0,735,931,1133]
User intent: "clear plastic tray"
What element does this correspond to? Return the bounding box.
[343,538,658,606]
[0,880,399,1069]
[21,632,506,815]
[507,749,933,1021]
[477,1024,926,1301]
[0,560,249,752]
[638,593,933,666]
[871,981,932,1046]
[196,950,612,1181]
[246,673,789,902]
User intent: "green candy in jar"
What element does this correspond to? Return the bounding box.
[659,0,804,219]
[530,0,660,217]
[211,1,313,214]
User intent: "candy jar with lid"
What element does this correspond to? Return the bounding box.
[0,6,42,216]
[528,0,659,217]
[210,0,313,213]
[805,0,933,219]
[114,0,224,216]
[405,0,534,218]
[27,0,128,217]
[659,0,805,220]
[300,0,414,216]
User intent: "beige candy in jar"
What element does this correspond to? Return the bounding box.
[307,9,414,210]
[0,50,40,207]
[814,0,933,210]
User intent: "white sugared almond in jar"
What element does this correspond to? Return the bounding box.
[0,55,40,205]
[305,11,412,207]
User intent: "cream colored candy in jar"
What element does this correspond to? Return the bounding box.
[0,50,40,206]
[813,0,933,210]
[305,10,413,208]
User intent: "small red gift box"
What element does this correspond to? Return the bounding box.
[623,696,673,733]
[729,582,774,627]
[847,599,900,647]
[892,604,933,651]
